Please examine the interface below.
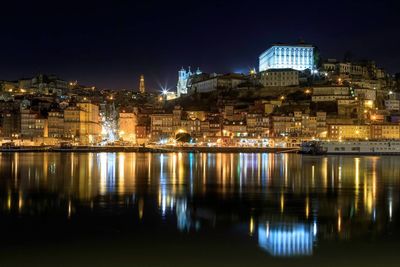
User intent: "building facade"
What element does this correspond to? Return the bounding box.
[259,69,299,87]
[190,73,246,93]
[259,44,315,72]
[48,110,64,138]
[176,67,201,97]
[118,111,137,143]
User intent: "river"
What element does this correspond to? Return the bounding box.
[0,152,399,266]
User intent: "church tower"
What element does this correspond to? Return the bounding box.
[177,68,187,98]
[139,75,145,93]
[176,67,201,97]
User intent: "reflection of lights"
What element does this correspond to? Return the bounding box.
[161,194,167,215]
[176,198,192,232]
[139,198,144,220]
[313,221,317,236]
[100,112,117,143]
[311,165,315,187]
[98,153,116,194]
[337,209,341,232]
[249,216,255,236]
[99,153,107,194]
[18,192,23,212]
[68,200,72,219]
[118,154,125,194]
[107,153,116,192]
[280,193,284,213]
[355,158,360,198]
[7,193,11,210]
[305,197,309,219]
[258,223,315,257]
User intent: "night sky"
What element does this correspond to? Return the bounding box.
[1,0,399,91]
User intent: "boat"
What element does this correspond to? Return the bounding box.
[300,140,400,155]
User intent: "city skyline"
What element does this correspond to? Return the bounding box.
[1,0,400,90]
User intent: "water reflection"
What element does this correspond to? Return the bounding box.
[0,152,399,258]
[258,222,316,257]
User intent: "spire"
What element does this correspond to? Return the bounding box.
[139,74,145,93]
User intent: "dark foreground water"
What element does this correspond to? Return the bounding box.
[0,153,399,267]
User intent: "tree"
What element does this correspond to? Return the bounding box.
[175,132,191,143]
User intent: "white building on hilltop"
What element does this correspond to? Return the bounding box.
[176,67,201,97]
[259,43,315,72]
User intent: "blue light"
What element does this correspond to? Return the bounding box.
[258,222,316,257]
[259,45,315,72]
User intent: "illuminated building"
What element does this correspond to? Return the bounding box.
[259,43,315,72]
[371,124,400,139]
[186,110,207,121]
[246,113,269,138]
[118,110,137,143]
[270,111,327,138]
[328,124,370,140]
[259,68,299,87]
[311,86,351,102]
[222,120,247,137]
[354,88,376,103]
[149,106,184,140]
[1,111,20,137]
[321,59,386,80]
[48,109,64,138]
[8,74,68,96]
[150,113,174,139]
[64,102,101,144]
[176,67,201,97]
[20,109,48,138]
[385,100,400,111]
[135,125,148,143]
[63,106,82,139]
[0,80,18,92]
[190,73,246,93]
[328,123,400,140]
[139,74,145,94]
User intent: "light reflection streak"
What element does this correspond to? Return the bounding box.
[118,153,125,194]
[249,216,255,236]
[258,222,316,257]
[99,153,107,195]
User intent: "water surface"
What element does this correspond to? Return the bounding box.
[0,153,399,266]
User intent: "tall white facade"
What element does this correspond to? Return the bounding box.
[259,44,315,72]
[176,67,201,97]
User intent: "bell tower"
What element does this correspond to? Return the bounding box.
[139,74,145,93]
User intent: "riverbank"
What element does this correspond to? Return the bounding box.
[0,146,299,153]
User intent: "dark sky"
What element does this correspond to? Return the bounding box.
[1,0,399,91]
